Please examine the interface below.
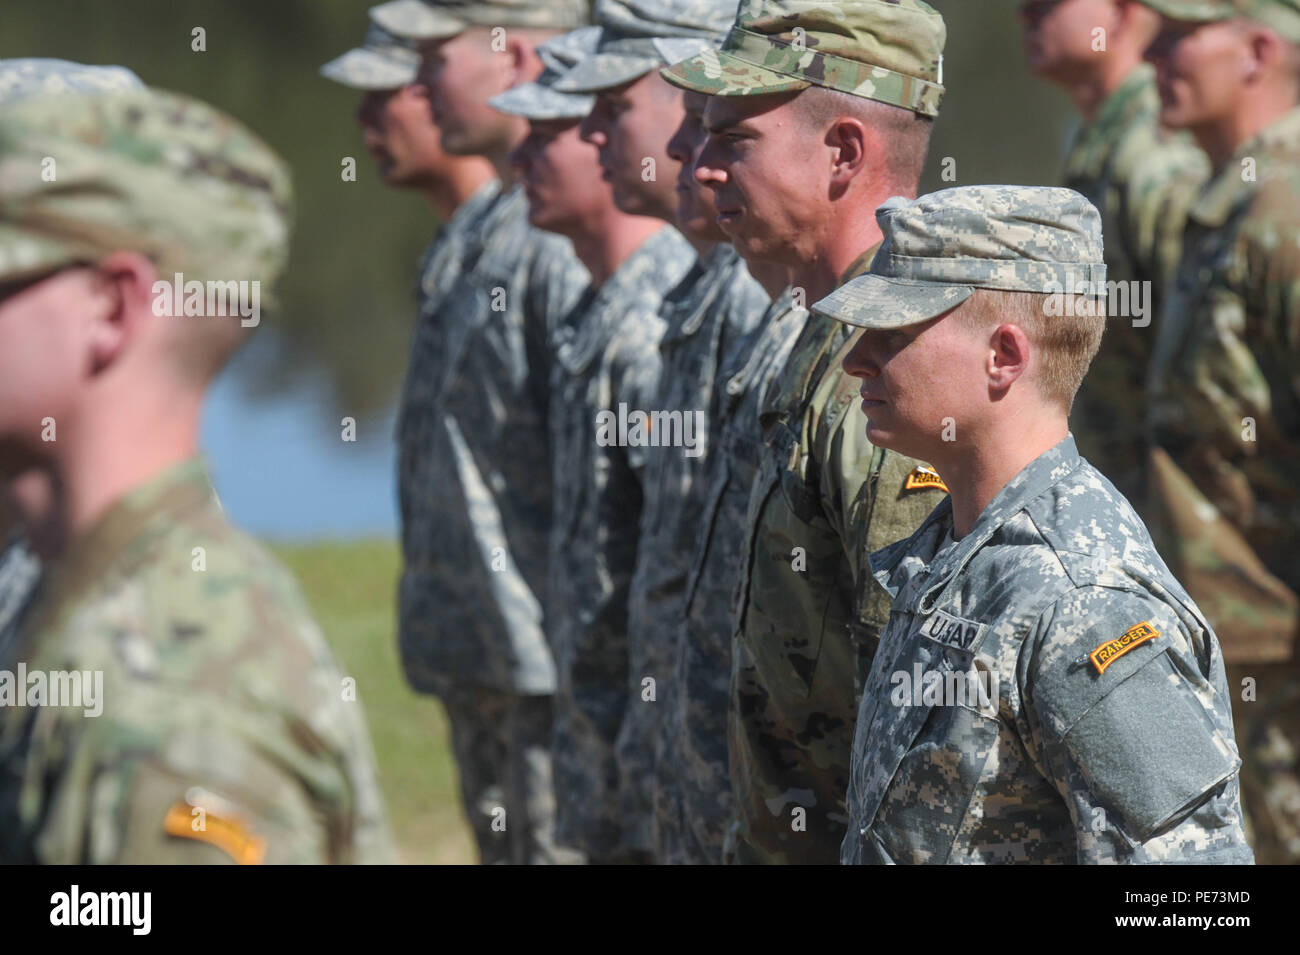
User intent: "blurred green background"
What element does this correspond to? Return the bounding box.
[2,0,1079,864]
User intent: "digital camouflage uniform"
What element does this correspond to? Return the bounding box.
[815,185,1251,865]
[352,5,594,865]
[654,289,808,864]
[0,88,395,864]
[626,245,767,858]
[1062,62,1208,505]
[0,533,40,663]
[547,226,694,862]
[1140,0,1300,862]
[663,0,951,864]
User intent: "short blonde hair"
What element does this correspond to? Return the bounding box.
[959,288,1106,412]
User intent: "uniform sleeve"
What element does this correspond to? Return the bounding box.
[1121,139,1207,294]
[611,313,667,477]
[1020,586,1252,864]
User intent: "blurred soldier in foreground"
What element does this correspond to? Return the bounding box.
[321,14,517,865]
[1019,0,1208,504]
[493,23,692,863]
[374,0,590,863]
[554,0,763,864]
[0,88,394,863]
[0,58,143,683]
[1141,0,1300,864]
[825,186,1251,865]
[663,0,951,863]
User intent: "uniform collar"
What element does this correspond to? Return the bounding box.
[1192,106,1300,228]
[37,457,218,618]
[872,435,1084,612]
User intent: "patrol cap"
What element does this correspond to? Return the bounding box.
[1138,0,1300,43]
[661,0,946,117]
[319,24,421,90]
[552,0,734,93]
[811,186,1106,329]
[489,27,600,120]
[371,0,589,41]
[0,58,143,105]
[0,88,293,302]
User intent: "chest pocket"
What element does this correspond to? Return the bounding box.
[849,609,1001,864]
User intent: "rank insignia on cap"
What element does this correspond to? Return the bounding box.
[905,465,948,493]
[163,800,266,864]
[1089,621,1160,675]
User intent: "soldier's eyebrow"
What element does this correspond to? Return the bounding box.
[703,115,750,136]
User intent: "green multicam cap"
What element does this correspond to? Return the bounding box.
[553,0,735,94]
[661,0,946,117]
[1139,0,1300,43]
[0,88,292,301]
[320,24,421,90]
[811,186,1106,329]
[489,26,600,119]
[0,58,143,105]
[371,0,589,41]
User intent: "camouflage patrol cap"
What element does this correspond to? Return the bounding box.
[489,27,600,120]
[661,0,947,117]
[552,0,736,94]
[319,24,421,90]
[371,0,589,41]
[811,186,1106,329]
[0,88,292,302]
[1139,0,1300,43]
[0,58,143,105]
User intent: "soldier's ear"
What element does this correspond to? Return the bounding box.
[85,251,158,375]
[827,117,870,188]
[503,35,544,90]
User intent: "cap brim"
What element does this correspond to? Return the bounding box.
[660,48,811,97]
[812,275,974,329]
[488,83,593,121]
[369,0,466,41]
[319,48,417,90]
[552,52,660,93]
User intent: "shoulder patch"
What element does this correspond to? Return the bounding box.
[904,464,948,493]
[1089,621,1160,675]
[163,801,266,865]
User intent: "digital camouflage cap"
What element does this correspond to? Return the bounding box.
[489,26,601,120]
[0,59,143,105]
[552,0,736,94]
[0,88,292,301]
[660,0,946,117]
[319,24,422,90]
[811,185,1106,329]
[371,0,589,42]
[1138,0,1300,44]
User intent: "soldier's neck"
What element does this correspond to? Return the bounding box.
[1195,89,1299,170]
[745,259,791,300]
[571,212,667,288]
[421,158,497,222]
[56,390,203,549]
[934,413,1070,540]
[793,205,887,303]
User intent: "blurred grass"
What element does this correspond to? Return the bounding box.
[271,538,475,865]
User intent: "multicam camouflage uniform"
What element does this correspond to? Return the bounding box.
[547,226,694,862]
[662,0,951,864]
[815,184,1251,865]
[653,289,807,864]
[1147,105,1300,865]
[1063,63,1208,505]
[0,88,395,863]
[622,245,767,857]
[0,462,395,864]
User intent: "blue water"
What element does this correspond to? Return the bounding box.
[200,354,399,543]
